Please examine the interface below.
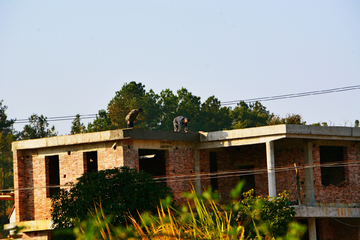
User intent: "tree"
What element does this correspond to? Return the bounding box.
[0,100,16,135]
[176,88,201,131]
[355,120,359,128]
[0,100,16,224]
[198,96,232,132]
[107,82,161,130]
[157,89,179,131]
[87,110,116,132]
[269,113,306,125]
[51,167,172,239]
[231,101,273,129]
[238,190,296,239]
[311,122,328,127]
[70,114,86,134]
[19,114,57,139]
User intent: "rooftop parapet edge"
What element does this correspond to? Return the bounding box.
[12,129,200,151]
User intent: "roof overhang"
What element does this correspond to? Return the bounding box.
[12,125,360,151]
[197,125,360,149]
[12,129,201,151]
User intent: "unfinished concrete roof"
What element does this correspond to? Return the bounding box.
[12,125,360,151]
[12,129,201,151]
[198,125,360,149]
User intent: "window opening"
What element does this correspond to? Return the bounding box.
[239,165,255,195]
[320,146,346,186]
[84,151,98,173]
[209,152,218,191]
[139,149,166,178]
[45,155,60,198]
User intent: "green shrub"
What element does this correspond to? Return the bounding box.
[237,190,296,239]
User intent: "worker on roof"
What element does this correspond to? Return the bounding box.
[125,108,142,128]
[173,116,190,133]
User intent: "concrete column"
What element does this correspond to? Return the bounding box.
[266,141,276,197]
[304,141,316,206]
[308,218,317,240]
[195,149,201,194]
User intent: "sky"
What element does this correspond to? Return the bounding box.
[0,0,359,135]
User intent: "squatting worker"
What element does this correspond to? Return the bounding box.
[173,116,190,133]
[125,108,142,128]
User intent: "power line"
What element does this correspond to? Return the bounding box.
[15,114,98,124]
[221,84,360,106]
[1,160,358,193]
[12,85,360,125]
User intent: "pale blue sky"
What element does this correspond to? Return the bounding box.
[1,0,359,135]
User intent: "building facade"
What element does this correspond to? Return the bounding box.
[11,125,360,239]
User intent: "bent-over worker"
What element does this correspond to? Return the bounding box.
[173,116,190,133]
[125,108,142,128]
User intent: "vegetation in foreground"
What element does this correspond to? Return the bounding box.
[53,181,306,240]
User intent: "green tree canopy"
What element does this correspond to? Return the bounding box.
[19,114,57,140]
[176,88,201,131]
[157,89,179,131]
[107,81,160,130]
[0,100,15,223]
[51,167,172,239]
[70,114,86,134]
[269,113,306,125]
[198,96,232,131]
[231,101,273,129]
[86,82,310,133]
[0,100,16,135]
[87,110,116,132]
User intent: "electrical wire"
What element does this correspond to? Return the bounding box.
[0,160,358,193]
[331,217,360,228]
[12,84,360,124]
[221,85,360,106]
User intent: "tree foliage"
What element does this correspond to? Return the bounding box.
[0,100,16,135]
[51,167,172,239]
[0,100,16,223]
[238,190,296,239]
[19,114,57,139]
[70,114,86,134]
[107,82,150,129]
[87,110,116,132]
[269,113,306,125]
[231,101,273,129]
[86,81,311,133]
[199,95,232,131]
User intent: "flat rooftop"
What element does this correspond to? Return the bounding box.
[12,125,360,151]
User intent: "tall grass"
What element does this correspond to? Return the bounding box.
[62,183,306,240]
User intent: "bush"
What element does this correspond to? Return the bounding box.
[51,166,172,239]
[237,189,296,239]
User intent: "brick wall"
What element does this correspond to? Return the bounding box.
[206,141,360,205]
[14,142,126,223]
[166,147,195,205]
[214,145,267,202]
[199,151,211,190]
[317,218,360,240]
[313,144,360,204]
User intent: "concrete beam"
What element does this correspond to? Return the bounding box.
[15,220,53,232]
[294,206,360,218]
[197,135,286,149]
[123,130,200,142]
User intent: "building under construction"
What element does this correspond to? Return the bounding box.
[8,125,360,239]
